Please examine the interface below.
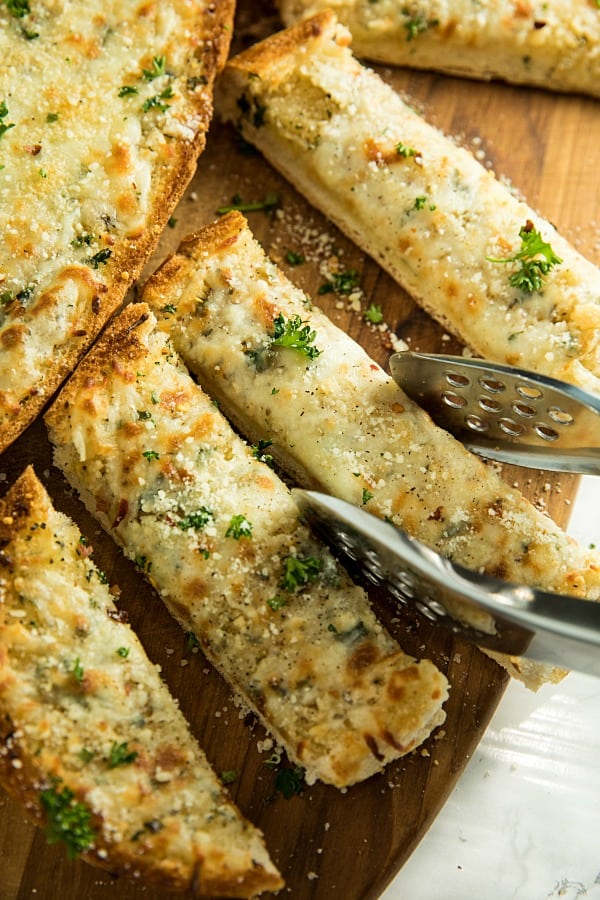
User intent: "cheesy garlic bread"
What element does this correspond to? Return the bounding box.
[44,303,449,788]
[0,466,282,896]
[276,0,600,97]
[215,12,600,398]
[141,212,600,689]
[0,0,234,453]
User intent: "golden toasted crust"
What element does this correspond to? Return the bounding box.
[0,466,283,896]
[141,212,600,690]
[276,0,600,97]
[0,0,235,453]
[45,303,448,786]
[215,12,600,398]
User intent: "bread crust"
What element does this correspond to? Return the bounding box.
[276,0,600,97]
[0,465,283,896]
[0,0,235,453]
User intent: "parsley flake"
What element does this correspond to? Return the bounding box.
[280,555,322,592]
[40,782,95,859]
[225,514,253,539]
[143,56,167,80]
[396,141,418,158]
[251,439,274,467]
[364,304,383,324]
[318,269,360,296]
[267,595,287,611]
[4,0,30,17]
[217,191,280,215]
[272,765,306,800]
[88,248,112,269]
[177,508,213,531]
[108,741,138,769]
[0,100,15,141]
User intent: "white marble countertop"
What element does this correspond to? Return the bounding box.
[382,475,600,900]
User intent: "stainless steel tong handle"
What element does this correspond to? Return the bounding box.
[294,489,600,677]
[389,351,600,475]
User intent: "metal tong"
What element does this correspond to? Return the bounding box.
[389,351,600,475]
[294,490,600,676]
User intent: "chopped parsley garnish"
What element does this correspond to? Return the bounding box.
[4,0,30,17]
[118,85,139,97]
[318,269,360,296]
[272,765,306,800]
[108,741,138,769]
[72,233,94,247]
[137,409,153,420]
[251,438,274,467]
[143,55,167,81]
[487,220,562,293]
[267,595,287,611]
[0,100,15,141]
[220,770,238,785]
[403,11,438,40]
[161,303,177,315]
[225,514,253,539]
[79,748,95,764]
[177,507,213,531]
[46,112,59,123]
[414,195,436,211]
[142,87,173,113]
[395,141,418,158]
[167,216,177,228]
[280,555,322,592]
[285,250,305,266]
[365,304,383,324]
[142,449,159,461]
[216,191,280,215]
[361,488,374,505]
[71,657,84,683]
[116,646,130,658]
[88,248,112,269]
[270,313,322,360]
[40,782,95,859]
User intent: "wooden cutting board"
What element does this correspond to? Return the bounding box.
[1,3,597,897]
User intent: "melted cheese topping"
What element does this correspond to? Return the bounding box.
[141,212,600,687]
[45,304,448,787]
[0,468,281,896]
[277,0,600,96]
[216,12,600,396]
[0,0,232,447]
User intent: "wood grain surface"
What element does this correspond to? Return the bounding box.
[0,2,597,898]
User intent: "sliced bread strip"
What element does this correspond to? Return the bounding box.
[0,466,282,896]
[44,303,449,788]
[140,211,600,690]
[215,11,600,397]
[0,0,234,453]
[276,0,600,97]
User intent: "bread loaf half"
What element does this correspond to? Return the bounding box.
[276,0,600,97]
[0,466,282,896]
[0,0,234,452]
[215,11,600,397]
